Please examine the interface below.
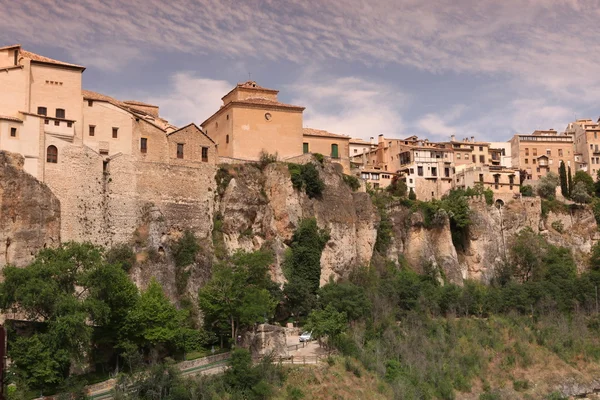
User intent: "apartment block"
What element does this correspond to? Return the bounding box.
[509,129,574,180]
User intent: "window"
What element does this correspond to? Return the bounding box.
[89,125,95,136]
[303,143,309,154]
[67,122,72,128]
[201,147,209,162]
[532,159,536,164]
[494,175,499,189]
[354,149,357,154]
[55,108,65,119]
[37,106,47,116]
[595,132,598,139]
[558,149,563,157]
[431,167,437,176]
[46,145,57,163]
[88,100,93,107]
[417,166,423,176]
[331,144,339,158]
[479,155,485,163]
[457,153,461,159]
[112,127,118,138]
[546,150,551,156]
[525,159,529,164]
[509,175,514,190]
[9,127,17,137]
[44,119,49,125]
[472,155,476,163]
[533,148,537,156]
[177,143,184,159]
[13,49,17,66]
[226,114,229,120]
[479,146,483,151]
[54,120,59,126]
[479,174,484,183]
[140,138,147,153]
[226,135,229,144]
[444,168,450,177]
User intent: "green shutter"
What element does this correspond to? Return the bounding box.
[303,143,309,154]
[331,144,339,158]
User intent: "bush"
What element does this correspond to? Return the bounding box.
[342,174,361,191]
[313,153,324,165]
[484,189,494,205]
[387,176,407,197]
[258,151,278,170]
[520,185,534,197]
[288,163,325,199]
[408,188,417,200]
[105,243,135,272]
[537,172,559,199]
[551,220,564,233]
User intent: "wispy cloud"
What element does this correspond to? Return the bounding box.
[289,73,407,139]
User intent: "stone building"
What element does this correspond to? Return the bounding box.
[454,166,520,201]
[349,137,376,159]
[302,128,351,173]
[201,81,305,161]
[509,129,575,180]
[0,44,218,246]
[566,119,600,176]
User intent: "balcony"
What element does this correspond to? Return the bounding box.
[43,118,75,138]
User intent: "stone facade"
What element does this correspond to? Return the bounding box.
[510,129,575,180]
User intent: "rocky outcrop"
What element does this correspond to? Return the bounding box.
[217,162,378,285]
[0,151,60,268]
[242,324,288,358]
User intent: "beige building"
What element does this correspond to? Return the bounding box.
[349,138,376,159]
[509,129,575,180]
[566,119,600,176]
[454,166,520,200]
[489,142,512,168]
[201,81,305,161]
[302,128,351,172]
[359,169,396,189]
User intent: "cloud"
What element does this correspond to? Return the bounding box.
[143,73,232,127]
[289,74,407,140]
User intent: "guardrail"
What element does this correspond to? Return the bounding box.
[286,341,307,352]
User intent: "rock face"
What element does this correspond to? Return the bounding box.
[0,151,60,268]
[217,162,378,285]
[242,324,288,358]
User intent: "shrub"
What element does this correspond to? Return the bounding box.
[513,379,530,391]
[258,151,277,170]
[387,176,407,197]
[551,220,564,233]
[313,153,324,165]
[484,189,494,205]
[342,174,361,191]
[105,243,135,272]
[537,172,559,199]
[288,163,325,199]
[520,185,534,197]
[408,188,417,200]
[172,230,200,268]
[571,181,591,204]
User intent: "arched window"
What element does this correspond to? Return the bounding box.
[47,145,58,163]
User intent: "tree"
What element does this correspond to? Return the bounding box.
[573,170,595,195]
[199,251,278,342]
[571,181,592,204]
[318,281,371,321]
[537,172,559,199]
[568,166,573,196]
[520,185,534,197]
[283,219,329,317]
[559,161,569,198]
[509,227,548,282]
[387,176,407,197]
[304,304,347,349]
[595,169,600,197]
[590,241,600,271]
[408,188,417,200]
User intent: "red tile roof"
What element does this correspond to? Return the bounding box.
[303,128,350,139]
[20,49,85,70]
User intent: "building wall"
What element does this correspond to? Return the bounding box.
[82,101,134,156]
[0,116,42,177]
[510,135,574,180]
[167,125,217,165]
[229,107,303,161]
[204,108,234,158]
[303,135,350,173]
[455,167,520,195]
[223,87,278,104]
[0,57,28,116]
[29,64,83,139]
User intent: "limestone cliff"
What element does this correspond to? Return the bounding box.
[216,162,378,285]
[0,151,60,268]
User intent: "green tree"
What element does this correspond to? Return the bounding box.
[318,281,371,321]
[408,187,417,200]
[571,181,592,204]
[537,172,559,199]
[520,185,534,197]
[283,219,329,317]
[573,170,595,195]
[559,161,568,198]
[387,176,407,197]
[304,304,347,349]
[568,166,573,195]
[509,228,548,282]
[199,252,278,342]
[590,241,600,271]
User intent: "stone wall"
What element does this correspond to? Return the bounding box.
[0,151,60,267]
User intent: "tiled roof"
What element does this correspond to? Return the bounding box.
[303,128,350,139]
[20,49,85,70]
[236,81,278,93]
[0,115,22,122]
[123,100,158,108]
[0,44,20,51]
[349,138,372,144]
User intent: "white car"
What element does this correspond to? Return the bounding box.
[299,331,312,342]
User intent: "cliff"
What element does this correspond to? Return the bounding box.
[0,151,60,268]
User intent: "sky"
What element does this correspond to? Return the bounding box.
[2,0,600,142]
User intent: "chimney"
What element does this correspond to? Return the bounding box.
[370,136,374,145]
[450,135,456,142]
[471,136,475,143]
[378,134,384,144]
